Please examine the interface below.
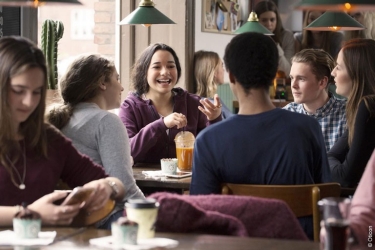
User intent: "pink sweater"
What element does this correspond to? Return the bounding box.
[146,192,308,240]
[350,149,375,246]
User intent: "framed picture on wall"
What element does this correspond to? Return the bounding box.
[202,0,248,34]
[201,0,278,34]
[253,0,278,7]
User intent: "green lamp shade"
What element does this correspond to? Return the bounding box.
[0,0,81,6]
[305,11,365,31]
[234,12,273,35]
[295,0,375,11]
[119,6,175,25]
[235,22,274,35]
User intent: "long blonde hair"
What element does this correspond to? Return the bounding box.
[341,39,375,145]
[193,51,221,98]
[345,11,375,40]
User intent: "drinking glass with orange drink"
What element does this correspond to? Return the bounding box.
[174,131,195,171]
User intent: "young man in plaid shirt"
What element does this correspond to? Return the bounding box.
[284,49,346,151]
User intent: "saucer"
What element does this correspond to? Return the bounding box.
[89,235,178,249]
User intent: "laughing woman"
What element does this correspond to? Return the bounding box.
[118,43,222,164]
[329,38,375,188]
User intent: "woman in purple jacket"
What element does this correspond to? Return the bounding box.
[119,43,222,163]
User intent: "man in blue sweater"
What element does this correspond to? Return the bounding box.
[190,32,332,240]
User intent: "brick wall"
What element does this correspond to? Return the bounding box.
[94,0,116,59]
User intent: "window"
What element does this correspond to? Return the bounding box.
[71,9,94,40]
[38,0,117,78]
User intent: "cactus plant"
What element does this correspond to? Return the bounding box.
[41,19,64,90]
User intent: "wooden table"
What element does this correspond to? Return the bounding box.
[133,163,191,195]
[0,227,321,250]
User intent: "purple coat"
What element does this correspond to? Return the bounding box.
[118,88,221,163]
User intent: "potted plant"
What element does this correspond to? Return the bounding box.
[41,19,64,105]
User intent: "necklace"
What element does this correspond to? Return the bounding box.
[5,141,26,190]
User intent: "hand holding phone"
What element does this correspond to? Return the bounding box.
[60,187,94,206]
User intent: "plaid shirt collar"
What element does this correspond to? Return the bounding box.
[302,95,341,118]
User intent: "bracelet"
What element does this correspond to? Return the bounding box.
[107,180,119,200]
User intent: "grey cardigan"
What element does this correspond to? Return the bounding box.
[61,102,144,201]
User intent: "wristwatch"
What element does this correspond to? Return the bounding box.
[107,180,119,200]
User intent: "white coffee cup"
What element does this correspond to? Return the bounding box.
[160,158,178,175]
[111,217,138,246]
[125,198,159,240]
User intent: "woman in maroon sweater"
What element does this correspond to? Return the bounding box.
[0,36,125,226]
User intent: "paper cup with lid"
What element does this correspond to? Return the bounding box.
[125,198,159,240]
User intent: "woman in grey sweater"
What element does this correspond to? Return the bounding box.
[47,54,144,229]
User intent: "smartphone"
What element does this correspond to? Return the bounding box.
[53,190,72,205]
[165,172,192,179]
[60,187,94,206]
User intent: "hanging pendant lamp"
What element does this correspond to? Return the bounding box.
[305,11,365,31]
[119,0,175,27]
[234,11,274,35]
[295,0,375,11]
[0,0,81,7]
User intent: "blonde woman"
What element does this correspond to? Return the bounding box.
[193,50,233,119]
[345,11,375,40]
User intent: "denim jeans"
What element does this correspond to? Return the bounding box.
[96,209,124,230]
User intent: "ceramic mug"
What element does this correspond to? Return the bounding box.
[160,158,178,175]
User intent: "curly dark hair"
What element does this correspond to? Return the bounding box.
[223,32,278,93]
[131,43,182,95]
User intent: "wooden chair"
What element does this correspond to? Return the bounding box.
[340,187,356,198]
[70,199,115,227]
[221,182,341,242]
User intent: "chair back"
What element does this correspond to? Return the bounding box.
[71,199,115,227]
[221,182,341,242]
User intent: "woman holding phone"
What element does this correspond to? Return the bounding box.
[0,36,125,226]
